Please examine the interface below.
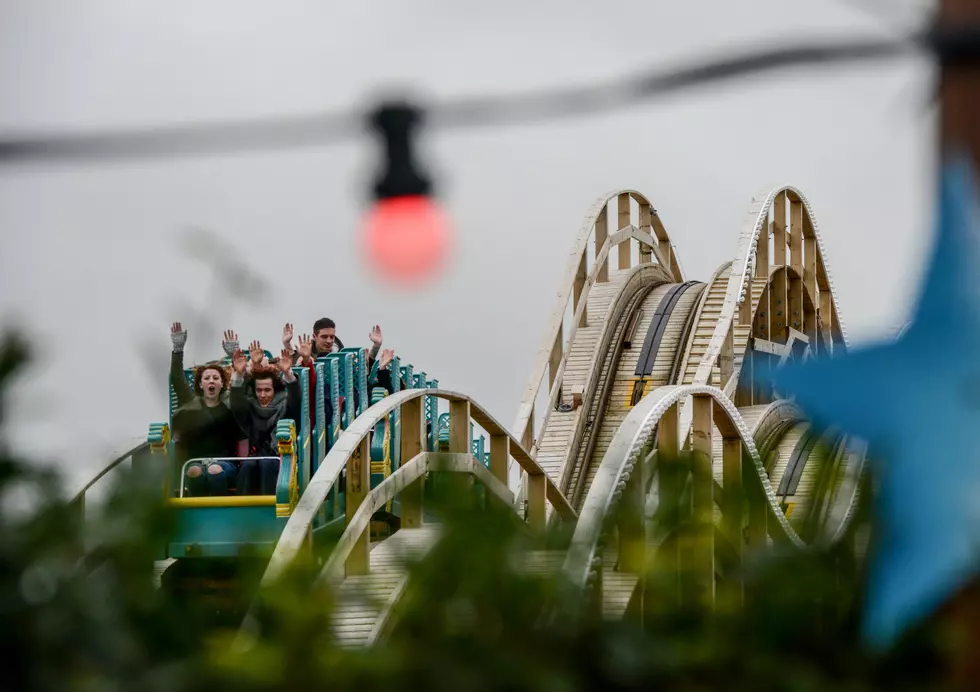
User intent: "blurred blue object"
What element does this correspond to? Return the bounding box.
[768,152,980,650]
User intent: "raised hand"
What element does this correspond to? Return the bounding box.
[170,322,187,352]
[249,340,264,365]
[298,333,313,361]
[379,348,395,369]
[232,348,248,375]
[278,348,294,374]
[369,324,383,346]
[281,322,294,349]
[221,329,239,358]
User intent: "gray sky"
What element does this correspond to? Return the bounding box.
[0,0,935,492]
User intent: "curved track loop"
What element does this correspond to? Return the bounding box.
[556,188,875,606]
[563,384,871,603]
[697,185,850,393]
[513,189,685,498]
[652,187,863,553]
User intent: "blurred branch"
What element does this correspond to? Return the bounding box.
[136,226,273,400]
[180,226,271,306]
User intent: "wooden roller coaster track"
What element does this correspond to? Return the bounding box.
[74,183,871,648]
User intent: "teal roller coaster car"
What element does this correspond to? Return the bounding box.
[150,347,451,573]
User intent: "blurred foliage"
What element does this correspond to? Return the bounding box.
[0,334,970,691]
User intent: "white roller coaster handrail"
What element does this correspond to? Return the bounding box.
[607,385,808,554]
[71,437,149,506]
[316,451,514,587]
[567,384,872,592]
[260,388,577,589]
[562,385,863,587]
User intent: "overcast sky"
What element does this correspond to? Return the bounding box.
[0,0,935,492]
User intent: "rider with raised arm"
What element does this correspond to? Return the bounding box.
[286,321,394,409]
[229,343,302,495]
[168,322,245,497]
[282,318,345,361]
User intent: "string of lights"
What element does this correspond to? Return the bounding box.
[1,25,975,166]
[1,22,976,285]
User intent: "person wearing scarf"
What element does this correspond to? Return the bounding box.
[229,346,301,495]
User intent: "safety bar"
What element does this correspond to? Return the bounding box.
[178,456,281,497]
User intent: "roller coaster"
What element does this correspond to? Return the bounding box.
[71,185,870,647]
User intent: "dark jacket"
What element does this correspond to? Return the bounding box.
[169,351,244,464]
[229,371,302,457]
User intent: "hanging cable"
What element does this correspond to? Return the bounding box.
[3,25,977,166]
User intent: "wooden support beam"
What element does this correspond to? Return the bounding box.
[803,234,818,346]
[446,399,473,503]
[618,193,631,270]
[755,217,770,278]
[772,192,786,267]
[522,404,534,452]
[720,438,743,609]
[618,460,646,574]
[638,202,653,264]
[738,280,753,326]
[526,472,546,533]
[448,400,470,453]
[754,285,771,342]
[548,329,563,391]
[789,200,803,275]
[752,281,771,404]
[819,293,833,356]
[769,268,788,345]
[655,402,681,608]
[658,402,679,459]
[784,328,810,367]
[345,436,371,576]
[400,397,424,529]
[487,433,510,517]
[595,206,609,283]
[573,253,588,328]
[489,434,509,487]
[803,217,817,291]
[744,452,768,549]
[752,337,784,357]
[814,248,833,355]
[653,211,674,278]
[788,273,804,336]
[735,345,753,407]
[719,326,735,391]
[687,395,715,610]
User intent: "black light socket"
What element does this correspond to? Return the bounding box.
[369,101,432,201]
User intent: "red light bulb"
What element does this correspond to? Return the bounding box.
[362,194,451,285]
